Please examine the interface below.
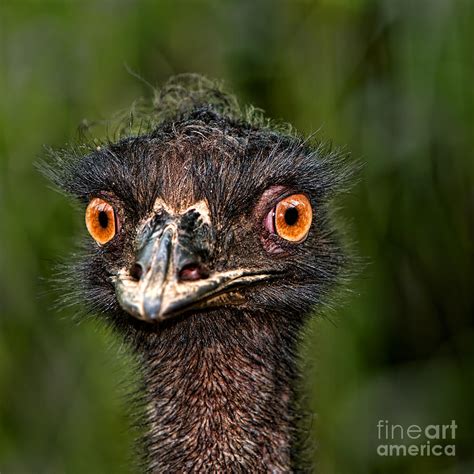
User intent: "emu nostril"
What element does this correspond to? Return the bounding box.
[178,264,209,282]
[130,262,144,281]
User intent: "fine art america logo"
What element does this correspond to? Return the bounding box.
[377,420,457,457]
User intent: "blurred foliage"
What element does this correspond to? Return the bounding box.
[1,0,473,472]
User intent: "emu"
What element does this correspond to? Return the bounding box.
[45,75,354,472]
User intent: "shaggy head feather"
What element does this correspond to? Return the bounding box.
[43,75,355,472]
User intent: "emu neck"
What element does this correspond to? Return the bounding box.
[135,310,301,472]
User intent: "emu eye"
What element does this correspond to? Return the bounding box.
[85,197,117,245]
[270,194,312,242]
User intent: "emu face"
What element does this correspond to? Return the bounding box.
[48,106,348,331]
[44,78,355,472]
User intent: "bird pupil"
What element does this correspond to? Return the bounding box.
[284,207,299,226]
[98,211,109,228]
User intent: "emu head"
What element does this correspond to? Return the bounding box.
[45,76,352,336]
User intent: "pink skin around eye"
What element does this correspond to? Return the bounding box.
[264,208,275,234]
[255,185,288,254]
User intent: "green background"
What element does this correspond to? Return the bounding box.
[1,0,473,472]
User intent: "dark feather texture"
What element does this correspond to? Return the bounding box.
[42,75,356,472]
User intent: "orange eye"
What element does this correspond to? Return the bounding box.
[274,194,312,242]
[85,198,117,245]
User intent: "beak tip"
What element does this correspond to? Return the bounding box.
[143,300,163,322]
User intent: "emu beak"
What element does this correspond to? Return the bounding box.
[114,226,272,323]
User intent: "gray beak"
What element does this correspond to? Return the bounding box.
[114,225,273,323]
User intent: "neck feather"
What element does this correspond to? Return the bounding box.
[131,309,304,472]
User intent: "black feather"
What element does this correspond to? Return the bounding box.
[41,74,358,472]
